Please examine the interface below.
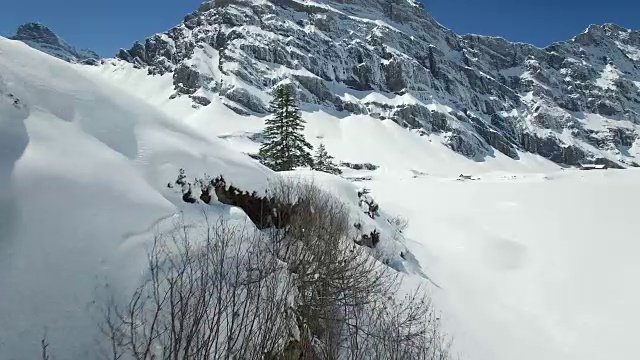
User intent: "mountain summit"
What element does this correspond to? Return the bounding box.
[115,0,640,168]
[11,22,99,64]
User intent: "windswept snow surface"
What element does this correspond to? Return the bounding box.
[0,38,272,359]
[368,170,640,360]
[1,37,638,360]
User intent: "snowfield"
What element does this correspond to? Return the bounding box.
[368,170,640,360]
[1,37,639,360]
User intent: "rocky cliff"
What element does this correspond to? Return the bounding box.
[116,0,640,167]
[11,23,99,64]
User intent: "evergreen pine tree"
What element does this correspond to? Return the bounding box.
[259,86,312,171]
[312,143,342,175]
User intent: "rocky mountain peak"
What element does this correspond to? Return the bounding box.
[11,22,99,64]
[115,0,640,168]
[14,23,58,43]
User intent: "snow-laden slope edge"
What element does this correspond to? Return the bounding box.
[0,38,418,359]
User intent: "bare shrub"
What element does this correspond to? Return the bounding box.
[41,328,51,360]
[265,178,396,358]
[99,216,294,360]
[266,178,451,360]
[362,288,452,360]
[99,178,451,360]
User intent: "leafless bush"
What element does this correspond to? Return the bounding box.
[266,178,397,358]
[99,178,451,360]
[99,216,295,360]
[266,178,451,360]
[360,288,451,360]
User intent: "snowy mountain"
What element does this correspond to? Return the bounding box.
[2,3,640,360]
[116,0,640,168]
[10,23,99,64]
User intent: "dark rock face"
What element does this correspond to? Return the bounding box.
[10,23,99,64]
[211,176,280,229]
[116,0,640,167]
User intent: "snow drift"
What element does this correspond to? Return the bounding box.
[0,37,271,359]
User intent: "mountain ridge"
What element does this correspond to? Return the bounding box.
[36,0,640,168]
[112,0,640,168]
[10,22,100,64]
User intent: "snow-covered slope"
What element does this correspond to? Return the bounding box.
[0,37,415,359]
[115,0,640,168]
[10,23,99,64]
[85,57,559,178]
[0,37,272,359]
[83,42,640,358]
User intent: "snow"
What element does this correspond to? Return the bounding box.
[615,41,640,61]
[368,169,640,360]
[2,34,639,360]
[577,112,635,132]
[579,163,606,169]
[0,37,272,359]
[594,64,622,90]
[337,89,424,107]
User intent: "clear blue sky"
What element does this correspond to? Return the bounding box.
[1,0,638,57]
